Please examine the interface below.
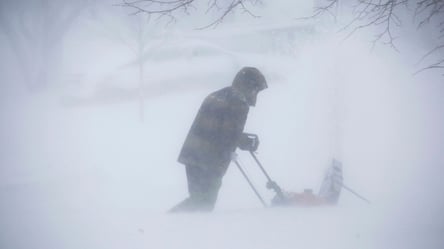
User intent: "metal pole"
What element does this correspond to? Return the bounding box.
[249,151,273,181]
[249,151,284,198]
[342,184,371,204]
[233,159,268,207]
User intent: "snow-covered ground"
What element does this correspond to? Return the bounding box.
[1,10,444,249]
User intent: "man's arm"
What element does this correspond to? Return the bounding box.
[218,102,249,151]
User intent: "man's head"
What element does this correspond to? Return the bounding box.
[232,67,267,106]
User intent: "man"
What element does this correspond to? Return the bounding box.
[170,67,268,212]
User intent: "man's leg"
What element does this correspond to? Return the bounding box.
[168,165,200,213]
[189,163,230,211]
[169,164,227,212]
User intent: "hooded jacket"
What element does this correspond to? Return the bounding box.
[178,86,249,168]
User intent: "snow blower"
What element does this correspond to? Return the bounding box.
[233,134,370,207]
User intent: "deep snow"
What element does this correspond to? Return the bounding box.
[1,5,444,249]
[2,50,444,248]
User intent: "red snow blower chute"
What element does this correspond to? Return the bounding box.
[233,134,370,207]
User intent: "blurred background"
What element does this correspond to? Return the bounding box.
[0,1,443,249]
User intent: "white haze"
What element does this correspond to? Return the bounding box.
[0,1,443,249]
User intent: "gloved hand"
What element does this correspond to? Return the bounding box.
[238,133,260,152]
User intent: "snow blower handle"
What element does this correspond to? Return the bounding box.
[233,158,268,208]
[249,151,285,199]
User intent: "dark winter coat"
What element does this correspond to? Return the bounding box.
[178,87,250,168]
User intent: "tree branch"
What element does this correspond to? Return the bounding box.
[118,0,260,29]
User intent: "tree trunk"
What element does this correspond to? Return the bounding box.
[138,56,145,122]
[137,17,146,123]
[0,1,87,92]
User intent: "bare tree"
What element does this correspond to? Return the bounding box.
[118,0,262,29]
[88,2,157,121]
[312,0,444,74]
[0,0,91,91]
